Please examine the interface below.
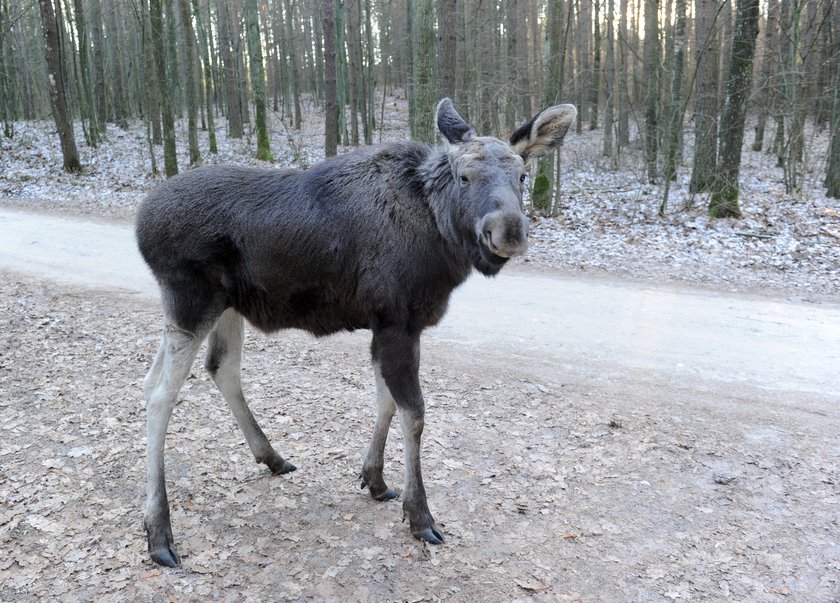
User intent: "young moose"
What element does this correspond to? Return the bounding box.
[136,99,576,566]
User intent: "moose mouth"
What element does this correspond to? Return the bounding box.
[477,235,510,267]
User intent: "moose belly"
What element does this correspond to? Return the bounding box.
[236,283,369,336]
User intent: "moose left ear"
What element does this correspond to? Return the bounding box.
[510,104,577,162]
[436,98,475,145]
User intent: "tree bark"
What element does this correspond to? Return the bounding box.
[246,0,272,159]
[643,0,659,183]
[411,0,434,143]
[192,0,217,153]
[440,0,456,101]
[71,0,99,146]
[150,0,178,176]
[106,0,128,126]
[824,0,840,197]
[216,0,243,138]
[709,0,759,218]
[179,0,201,164]
[283,0,302,129]
[752,0,777,152]
[39,0,81,172]
[689,0,720,193]
[603,0,616,158]
[321,0,338,157]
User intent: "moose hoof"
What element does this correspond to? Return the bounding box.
[412,523,446,545]
[360,473,399,501]
[145,520,181,567]
[149,545,181,567]
[261,453,296,475]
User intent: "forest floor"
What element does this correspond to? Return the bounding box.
[1,98,839,602]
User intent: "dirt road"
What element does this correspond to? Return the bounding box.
[1,207,838,601]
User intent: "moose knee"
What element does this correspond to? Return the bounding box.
[399,409,425,439]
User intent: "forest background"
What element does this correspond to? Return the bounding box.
[1,0,839,295]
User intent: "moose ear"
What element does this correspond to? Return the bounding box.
[436,98,475,145]
[509,104,577,162]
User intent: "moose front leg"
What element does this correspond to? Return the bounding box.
[375,327,444,544]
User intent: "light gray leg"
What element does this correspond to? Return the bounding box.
[142,338,165,400]
[205,309,295,475]
[360,359,399,500]
[144,324,205,567]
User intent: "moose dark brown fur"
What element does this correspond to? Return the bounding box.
[136,98,576,566]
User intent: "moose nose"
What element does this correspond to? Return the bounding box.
[478,210,530,258]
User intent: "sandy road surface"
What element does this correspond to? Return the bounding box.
[1,207,838,601]
[2,207,838,397]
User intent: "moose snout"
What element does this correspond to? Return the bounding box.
[478,210,530,258]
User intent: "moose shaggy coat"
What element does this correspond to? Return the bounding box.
[136,98,576,566]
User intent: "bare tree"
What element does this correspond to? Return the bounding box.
[643,0,660,183]
[709,0,759,217]
[689,0,720,193]
[246,0,272,159]
[179,0,201,165]
[38,0,81,172]
[321,0,338,156]
[150,0,178,176]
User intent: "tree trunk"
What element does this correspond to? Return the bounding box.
[440,0,456,101]
[71,0,99,146]
[532,0,565,215]
[321,0,338,157]
[505,0,518,131]
[345,0,361,144]
[709,0,759,218]
[617,0,629,146]
[590,0,601,130]
[106,0,128,127]
[603,0,616,158]
[192,0,217,153]
[823,0,840,197]
[150,0,178,176]
[576,0,591,133]
[283,0,302,129]
[179,0,201,164]
[643,0,659,183]
[89,0,107,129]
[39,0,81,172]
[782,0,804,194]
[411,0,434,143]
[217,0,243,138]
[689,0,720,193]
[660,0,687,214]
[245,0,271,159]
[752,0,776,151]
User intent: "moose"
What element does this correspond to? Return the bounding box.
[136,98,576,566]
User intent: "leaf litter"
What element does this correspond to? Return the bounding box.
[0,274,837,601]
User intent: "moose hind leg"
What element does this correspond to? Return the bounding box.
[205,308,295,475]
[144,323,205,567]
[360,356,399,501]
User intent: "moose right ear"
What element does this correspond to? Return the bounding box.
[510,104,577,163]
[436,98,475,145]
